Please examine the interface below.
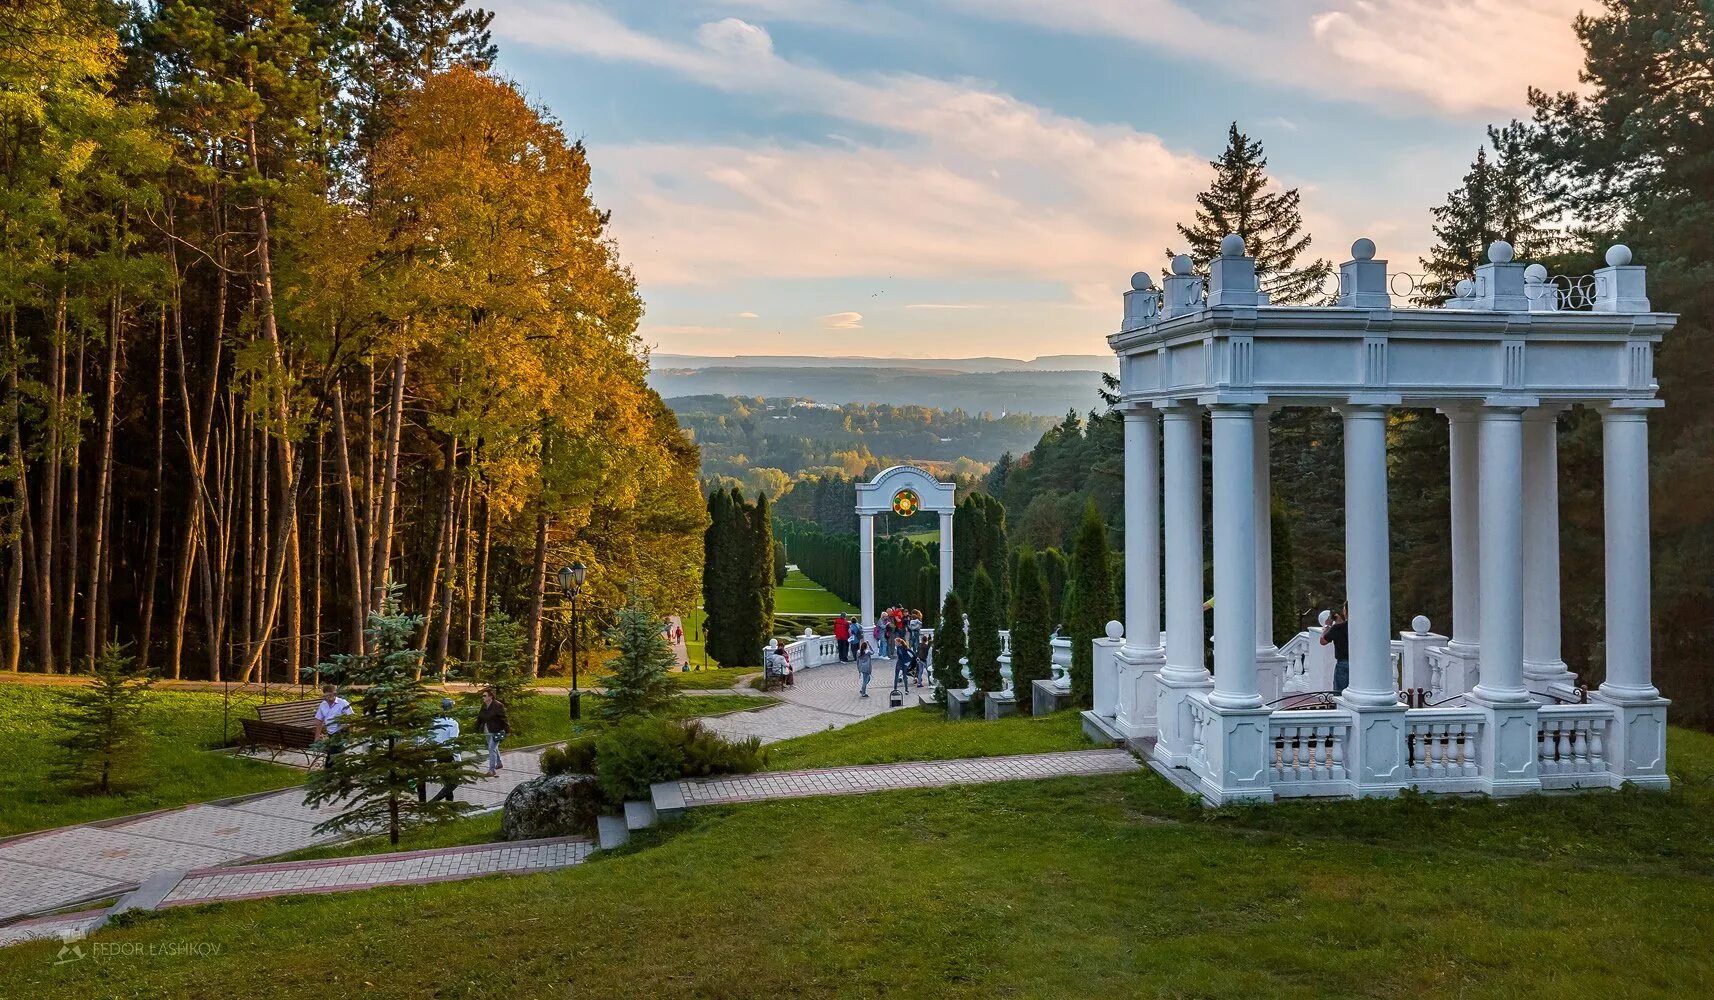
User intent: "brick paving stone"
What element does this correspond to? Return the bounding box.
[677,750,1139,807]
[0,827,246,885]
[109,805,326,858]
[0,859,126,922]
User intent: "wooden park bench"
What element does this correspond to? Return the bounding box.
[240,698,323,764]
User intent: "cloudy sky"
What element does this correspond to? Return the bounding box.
[486,0,1588,359]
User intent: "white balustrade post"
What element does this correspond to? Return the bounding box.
[1254,407,1286,703]
[1595,404,1669,789]
[1470,403,1540,795]
[1114,407,1164,739]
[1522,408,1575,696]
[1339,404,1407,795]
[859,513,876,634]
[938,510,954,615]
[1155,402,1213,766]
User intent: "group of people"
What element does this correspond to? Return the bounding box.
[833,610,929,699]
[310,684,512,802]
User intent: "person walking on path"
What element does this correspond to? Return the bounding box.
[892,636,916,693]
[419,698,461,803]
[834,614,852,662]
[1319,604,1351,695]
[475,687,509,777]
[855,640,874,698]
[312,684,353,769]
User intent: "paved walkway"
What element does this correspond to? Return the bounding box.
[676,750,1140,806]
[0,837,590,947]
[699,659,921,743]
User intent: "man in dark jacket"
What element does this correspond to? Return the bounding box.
[476,688,510,777]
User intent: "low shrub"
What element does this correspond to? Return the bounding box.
[595,717,687,802]
[680,722,764,777]
[539,735,599,777]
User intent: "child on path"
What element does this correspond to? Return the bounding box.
[856,640,873,697]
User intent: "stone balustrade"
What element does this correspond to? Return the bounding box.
[1268,711,1352,796]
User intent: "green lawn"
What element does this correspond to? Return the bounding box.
[8,727,1713,998]
[666,666,756,689]
[764,704,1090,770]
[775,569,856,614]
[0,684,305,839]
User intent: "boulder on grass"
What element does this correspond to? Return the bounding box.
[500,773,603,840]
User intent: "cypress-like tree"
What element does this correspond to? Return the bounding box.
[304,588,482,845]
[701,489,735,665]
[599,592,680,720]
[748,492,776,658]
[1069,502,1114,708]
[1174,122,1332,304]
[966,565,1003,696]
[1271,498,1300,647]
[1038,547,1069,624]
[55,643,154,793]
[932,590,966,701]
[1416,124,1556,305]
[1008,547,1053,713]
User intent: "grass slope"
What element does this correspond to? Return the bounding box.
[764,704,1089,770]
[0,686,303,838]
[775,569,856,615]
[6,728,1713,997]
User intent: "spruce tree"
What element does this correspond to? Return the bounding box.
[965,565,1003,696]
[55,643,153,793]
[1069,502,1114,709]
[932,590,966,701]
[304,588,483,844]
[1008,547,1053,713]
[1416,125,1557,305]
[1174,123,1332,304]
[599,593,680,720]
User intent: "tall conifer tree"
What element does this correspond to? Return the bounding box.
[965,565,1003,696]
[1416,125,1557,305]
[1008,547,1052,712]
[1068,502,1113,709]
[1174,123,1331,304]
[932,589,966,701]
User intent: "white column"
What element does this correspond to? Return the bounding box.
[1210,406,1260,709]
[1122,409,1161,657]
[1472,407,1530,706]
[937,510,954,615]
[1253,408,1276,655]
[1599,408,1656,701]
[1521,408,1572,690]
[1340,405,1398,708]
[1162,405,1205,681]
[859,513,876,632]
[1446,407,1481,655]
[1596,404,1668,790]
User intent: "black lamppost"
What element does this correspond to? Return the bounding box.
[560,562,587,721]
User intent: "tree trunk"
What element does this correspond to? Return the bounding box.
[5,306,24,671]
[371,352,406,609]
[138,309,166,671]
[85,293,123,669]
[431,435,459,674]
[332,383,367,654]
[59,334,84,671]
[34,290,65,672]
[311,430,323,676]
[474,493,491,663]
[524,511,549,677]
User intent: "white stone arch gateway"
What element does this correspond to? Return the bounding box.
[854,465,957,630]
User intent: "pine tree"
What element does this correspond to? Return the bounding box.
[965,565,1003,696]
[1174,123,1331,304]
[1416,125,1557,305]
[304,587,482,844]
[932,589,966,701]
[55,643,153,793]
[1068,502,1114,709]
[599,592,680,721]
[472,601,527,709]
[1008,547,1053,713]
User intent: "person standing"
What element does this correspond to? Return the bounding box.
[834,613,851,662]
[1318,605,1351,695]
[420,698,461,803]
[475,687,509,777]
[855,640,873,698]
[312,684,353,769]
[892,636,916,693]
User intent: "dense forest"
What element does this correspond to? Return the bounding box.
[0,1,705,682]
[673,394,1054,499]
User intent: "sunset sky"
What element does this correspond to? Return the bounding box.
[485,0,1589,359]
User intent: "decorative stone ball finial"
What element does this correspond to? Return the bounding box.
[1455,278,1475,299]
[1488,240,1515,264]
[1219,233,1245,258]
[1170,254,1194,276]
[1524,263,1548,284]
[1130,271,1156,291]
[1411,614,1431,635]
[1351,237,1376,261]
[1104,620,1124,640]
[1606,244,1633,267]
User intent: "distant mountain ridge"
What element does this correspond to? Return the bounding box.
[650,353,1117,375]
